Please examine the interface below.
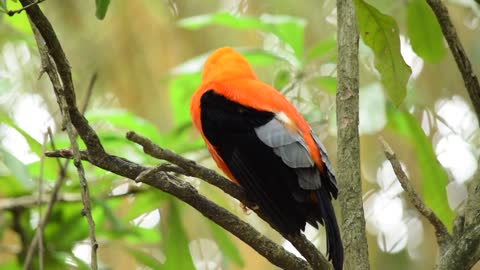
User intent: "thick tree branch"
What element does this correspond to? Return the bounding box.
[379,137,451,250]
[46,132,332,270]
[426,0,480,120]
[336,0,370,269]
[126,131,331,270]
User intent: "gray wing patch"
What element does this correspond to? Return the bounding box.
[273,142,314,168]
[255,118,313,168]
[255,118,333,192]
[254,118,301,147]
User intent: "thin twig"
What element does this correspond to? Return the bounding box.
[7,0,44,16]
[379,137,451,248]
[426,0,480,120]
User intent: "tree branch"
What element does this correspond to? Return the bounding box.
[336,0,370,269]
[426,0,480,120]
[379,137,451,250]
[46,132,331,270]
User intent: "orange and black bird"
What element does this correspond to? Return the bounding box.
[190,47,343,270]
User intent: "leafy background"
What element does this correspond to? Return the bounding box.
[0,0,479,269]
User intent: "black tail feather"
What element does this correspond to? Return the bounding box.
[317,188,343,270]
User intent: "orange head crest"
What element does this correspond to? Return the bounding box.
[201,47,257,85]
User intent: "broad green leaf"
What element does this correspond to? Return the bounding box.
[207,220,244,267]
[0,147,32,192]
[178,12,305,58]
[128,248,163,269]
[95,0,111,20]
[306,36,337,61]
[163,201,195,270]
[354,0,411,106]
[406,0,445,63]
[386,105,454,230]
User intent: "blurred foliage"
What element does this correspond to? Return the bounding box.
[0,0,479,270]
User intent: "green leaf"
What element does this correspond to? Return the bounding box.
[128,248,163,269]
[178,12,305,58]
[95,0,111,20]
[0,147,32,192]
[354,0,411,106]
[163,201,195,270]
[386,105,454,230]
[406,0,445,63]
[207,220,244,267]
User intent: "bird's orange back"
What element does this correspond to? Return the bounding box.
[190,47,323,170]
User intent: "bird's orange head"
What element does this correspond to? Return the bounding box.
[201,47,257,86]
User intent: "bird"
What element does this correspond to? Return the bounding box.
[190,47,343,270]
